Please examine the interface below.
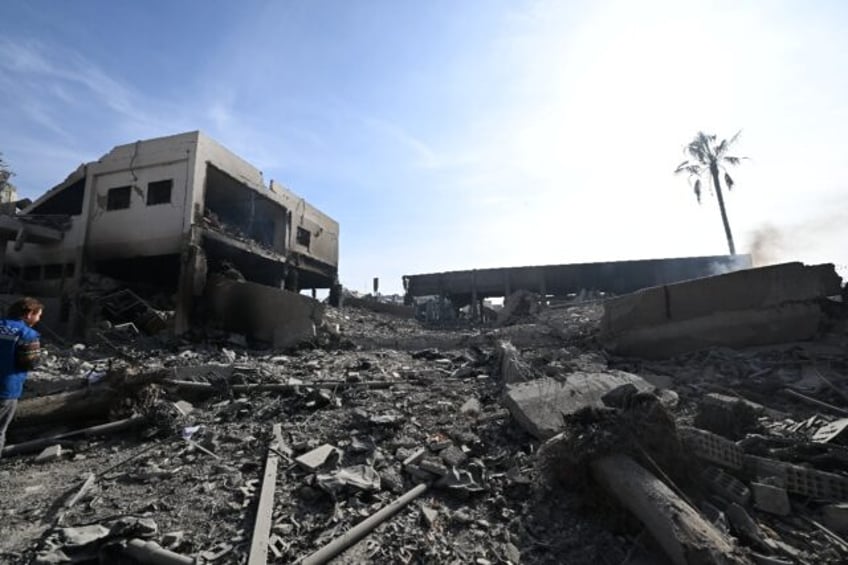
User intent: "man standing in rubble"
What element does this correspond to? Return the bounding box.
[0,297,43,457]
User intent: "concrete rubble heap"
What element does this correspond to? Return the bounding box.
[0,261,848,564]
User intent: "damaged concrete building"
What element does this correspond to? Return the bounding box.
[0,131,339,344]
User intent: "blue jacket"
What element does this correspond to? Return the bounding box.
[0,318,40,399]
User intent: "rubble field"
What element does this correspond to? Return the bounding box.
[2,296,848,565]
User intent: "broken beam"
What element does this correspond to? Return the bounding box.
[163,379,398,393]
[591,453,744,565]
[247,423,283,565]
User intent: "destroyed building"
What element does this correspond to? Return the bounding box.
[0,131,339,340]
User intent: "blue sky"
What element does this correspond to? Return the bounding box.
[2,0,848,294]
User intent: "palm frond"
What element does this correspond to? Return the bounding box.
[728,130,742,146]
[693,178,702,203]
[723,156,743,166]
[675,161,702,176]
[724,172,734,190]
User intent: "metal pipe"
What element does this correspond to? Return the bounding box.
[2,415,145,457]
[300,483,429,565]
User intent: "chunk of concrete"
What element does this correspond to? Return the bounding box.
[58,524,110,547]
[502,372,653,440]
[751,482,791,516]
[35,444,63,463]
[295,444,340,471]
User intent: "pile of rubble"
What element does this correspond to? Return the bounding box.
[0,262,847,565]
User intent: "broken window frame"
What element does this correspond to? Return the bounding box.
[106,185,132,211]
[146,179,173,206]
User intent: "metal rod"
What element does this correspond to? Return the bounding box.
[783,388,848,417]
[300,483,429,565]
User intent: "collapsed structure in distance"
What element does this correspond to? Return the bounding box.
[0,131,340,340]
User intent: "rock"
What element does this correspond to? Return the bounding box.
[35,444,63,463]
[502,542,521,563]
[420,504,439,528]
[460,398,481,417]
[295,444,341,471]
[440,445,468,468]
[379,467,405,494]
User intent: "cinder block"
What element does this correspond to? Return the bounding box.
[745,455,848,501]
[679,426,744,470]
[702,466,750,505]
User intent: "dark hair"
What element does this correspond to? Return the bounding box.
[7,297,44,319]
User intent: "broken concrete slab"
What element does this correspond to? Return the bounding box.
[752,482,791,516]
[502,372,653,440]
[295,444,340,472]
[602,262,842,336]
[601,262,842,358]
[206,275,323,349]
[605,302,826,359]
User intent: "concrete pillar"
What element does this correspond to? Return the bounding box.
[470,270,478,322]
[0,237,7,279]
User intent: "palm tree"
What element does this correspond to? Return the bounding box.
[674,131,745,255]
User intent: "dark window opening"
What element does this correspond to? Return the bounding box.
[203,165,285,252]
[29,177,85,215]
[147,179,173,205]
[296,227,311,248]
[65,263,75,278]
[93,254,181,290]
[22,265,41,281]
[44,264,63,280]
[106,186,132,210]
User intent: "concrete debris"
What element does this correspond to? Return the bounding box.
[4,279,848,564]
[295,444,341,471]
[601,262,843,358]
[35,444,63,463]
[751,482,792,516]
[502,371,654,439]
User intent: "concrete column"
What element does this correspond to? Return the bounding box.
[0,237,7,279]
[470,270,478,322]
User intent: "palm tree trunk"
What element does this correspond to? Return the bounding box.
[710,163,736,255]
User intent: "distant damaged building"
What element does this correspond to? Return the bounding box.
[1,131,339,343]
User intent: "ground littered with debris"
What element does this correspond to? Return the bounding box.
[2,299,848,565]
